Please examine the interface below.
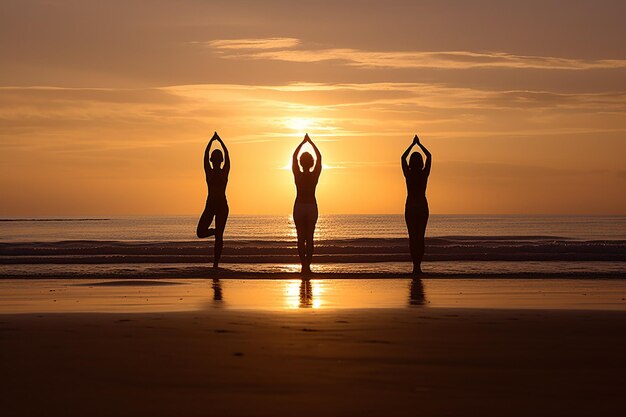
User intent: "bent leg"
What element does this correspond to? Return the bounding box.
[197,204,216,239]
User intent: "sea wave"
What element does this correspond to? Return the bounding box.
[0,218,111,222]
[1,236,625,264]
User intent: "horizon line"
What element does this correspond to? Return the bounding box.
[2,213,625,219]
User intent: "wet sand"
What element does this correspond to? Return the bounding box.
[2,278,626,312]
[2,306,625,417]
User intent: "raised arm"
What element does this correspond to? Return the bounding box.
[401,136,417,177]
[292,137,306,175]
[214,132,230,174]
[306,134,322,177]
[204,134,217,178]
[416,135,431,176]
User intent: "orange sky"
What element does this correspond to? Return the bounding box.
[1,1,625,216]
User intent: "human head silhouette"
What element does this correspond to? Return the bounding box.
[300,152,314,172]
[409,152,423,171]
[210,149,224,168]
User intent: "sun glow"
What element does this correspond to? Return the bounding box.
[286,117,315,136]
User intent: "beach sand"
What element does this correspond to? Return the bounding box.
[2,302,625,416]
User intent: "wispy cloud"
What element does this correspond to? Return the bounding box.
[436,161,612,179]
[2,83,626,147]
[206,38,626,71]
[204,37,300,50]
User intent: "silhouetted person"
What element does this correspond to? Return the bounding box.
[197,132,230,268]
[408,278,426,306]
[401,134,432,274]
[292,133,322,274]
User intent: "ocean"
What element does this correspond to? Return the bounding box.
[1,215,625,278]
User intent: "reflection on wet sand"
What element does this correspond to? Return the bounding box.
[199,278,625,311]
[295,278,423,309]
[409,279,426,306]
[282,279,324,309]
[217,277,425,309]
[299,279,312,308]
[2,278,624,314]
[212,279,223,303]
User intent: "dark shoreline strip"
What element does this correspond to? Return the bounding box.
[1,237,625,262]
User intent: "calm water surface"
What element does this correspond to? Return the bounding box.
[2,214,626,241]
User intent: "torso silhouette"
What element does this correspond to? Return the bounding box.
[295,171,318,204]
[207,168,228,202]
[405,170,428,204]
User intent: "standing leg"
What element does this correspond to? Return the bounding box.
[303,229,314,273]
[294,208,307,271]
[300,220,312,274]
[296,235,306,271]
[415,208,429,273]
[409,235,421,273]
[304,206,318,272]
[405,206,420,274]
[213,203,229,268]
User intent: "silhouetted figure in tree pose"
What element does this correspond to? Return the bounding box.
[401,134,432,274]
[197,132,230,268]
[292,133,322,274]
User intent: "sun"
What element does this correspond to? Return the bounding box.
[286,117,314,136]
